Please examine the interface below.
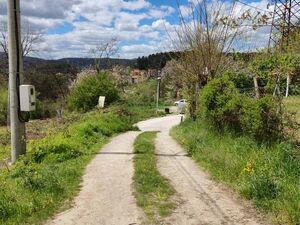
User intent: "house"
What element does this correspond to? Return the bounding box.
[130,69,148,83]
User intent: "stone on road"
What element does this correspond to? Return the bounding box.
[47,132,143,225]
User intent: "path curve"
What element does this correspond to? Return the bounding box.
[137,115,270,225]
[47,131,143,225]
[48,115,269,225]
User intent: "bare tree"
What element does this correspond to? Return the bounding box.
[0,22,43,81]
[0,22,43,58]
[89,38,119,72]
[169,0,243,119]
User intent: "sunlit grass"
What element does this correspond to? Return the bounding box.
[172,118,300,225]
[133,132,176,224]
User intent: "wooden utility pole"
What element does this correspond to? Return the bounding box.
[7,0,26,163]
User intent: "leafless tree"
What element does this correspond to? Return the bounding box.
[169,0,270,119]
[0,22,43,58]
[168,0,241,119]
[89,38,119,72]
[0,22,43,80]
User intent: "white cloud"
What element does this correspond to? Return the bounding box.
[0,0,286,59]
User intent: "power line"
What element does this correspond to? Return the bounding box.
[268,0,300,51]
[235,0,273,14]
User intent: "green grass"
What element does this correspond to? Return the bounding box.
[284,96,300,140]
[0,105,159,225]
[133,132,176,224]
[171,119,300,225]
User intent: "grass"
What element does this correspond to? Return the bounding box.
[284,95,300,140]
[171,118,300,225]
[0,113,82,162]
[133,132,176,224]
[0,104,159,225]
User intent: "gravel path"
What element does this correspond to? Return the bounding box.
[138,115,269,225]
[47,131,143,225]
[48,115,269,225]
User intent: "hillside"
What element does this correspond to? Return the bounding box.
[0,52,137,71]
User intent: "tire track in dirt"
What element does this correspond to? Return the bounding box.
[138,115,270,225]
[47,131,143,225]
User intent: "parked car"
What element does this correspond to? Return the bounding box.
[174,99,187,106]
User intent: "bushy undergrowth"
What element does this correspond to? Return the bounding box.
[200,74,282,141]
[171,119,300,225]
[68,72,119,112]
[0,87,8,126]
[0,104,157,225]
[122,80,157,106]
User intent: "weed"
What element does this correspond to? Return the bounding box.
[133,132,176,224]
[171,118,300,224]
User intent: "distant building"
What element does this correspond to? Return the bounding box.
[131,69,148,83]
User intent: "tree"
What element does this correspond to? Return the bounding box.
[0,22,43,80]
[171,0,243,119]
[89,38,119,72]
[0,22,43,58]
[109,65,131,92]
[161,59,183,99]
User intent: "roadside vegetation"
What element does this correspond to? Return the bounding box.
[133,132,176,224]
[171,73,300,224]
[165,2,300,224]
[0,67,164,224]
[0,104,160,225]
[172,116,299,224]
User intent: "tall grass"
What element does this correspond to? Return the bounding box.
[133,132,176,224]
[0,87,8,126]
[171,119,300,225]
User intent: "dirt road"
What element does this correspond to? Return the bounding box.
[138,115,268,225]
[48,115,268,225]
[48,132,143,225]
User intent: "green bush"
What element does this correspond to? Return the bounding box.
[240,96,281,140]
[122,80,156,106]
[224,71,253,91]
[200,75,243,132]
[200,74,282,141]
[0,87,8,125]
[30,99,57,120]
[171,119,300,224]
[68,73,119,112]
[0,104,155,225]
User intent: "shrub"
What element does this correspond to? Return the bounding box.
[224,71,253,91]
[68,72,119,112]
[200,74,282,140]
[30,99,57,120]
[200,75,243,132]
[122,80,157,106]
[0,87,8,126]
[240,96,281,140]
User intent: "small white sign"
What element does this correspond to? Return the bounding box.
[98,96,106,108]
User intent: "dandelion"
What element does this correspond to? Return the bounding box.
[241,161,254,174]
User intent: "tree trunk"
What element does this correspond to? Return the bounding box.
[285,74,291,97]
[253,76,260,98]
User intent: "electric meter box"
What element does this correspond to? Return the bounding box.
[19,85,36,111]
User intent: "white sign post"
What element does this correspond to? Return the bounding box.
[98,96,106,109]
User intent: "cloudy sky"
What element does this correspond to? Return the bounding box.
[0,0,273,59]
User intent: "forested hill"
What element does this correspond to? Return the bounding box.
[0,53,137,70]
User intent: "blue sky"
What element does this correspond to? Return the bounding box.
[0,0,272,59]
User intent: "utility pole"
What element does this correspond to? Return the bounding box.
[7,0,26,163]
[156,75,161,111]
